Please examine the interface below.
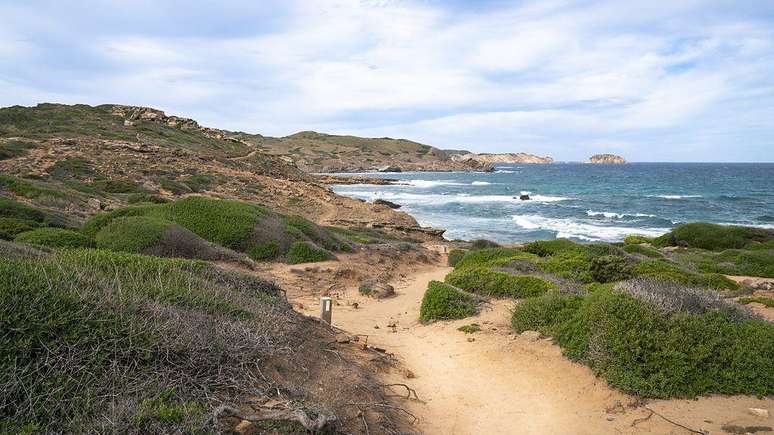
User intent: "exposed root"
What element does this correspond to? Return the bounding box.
[644,406,708,435]
[213,405,337,431]
[382,383,422,402]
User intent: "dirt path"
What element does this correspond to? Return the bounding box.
[288,265,774,434]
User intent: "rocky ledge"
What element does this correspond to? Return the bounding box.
[451,152,553,164]
[587,154,627,164]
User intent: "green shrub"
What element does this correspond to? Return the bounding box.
[453,247,537,269]
[0,247,283,432]
[90,179,146,193]
[523,239,584,257]
[469,239,500,250]
[457,323,481,334]
[248,241,280,261]
[693,249,774,278]
[653,222,773,250]
[180,174,216,193]
[14,228,93,248]
[157,197,261,249]
[158,178,192,194]
[0,175,68,200]
[127,192,168,204]
[0,140,36,160]
[624,235,652,245]
[738,296,774,308]
[95,216,171,253]
[0,197,45,222]
[623,244,663,258]
[0,217,38,240]
[445,267,554,298]
[447,249,468,267]
[511,291,583,335]
[419,281,477,321]
[287,241,331,264]
[538,250,595,283]
[511,287,774,398]
[590,255,631,283]
[81,204,159,238]
[631,260,739,291]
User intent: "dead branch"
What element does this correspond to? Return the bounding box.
[630,410,654,427]
[644,406,707,435]
[381,383,421,402]
[213,405,336,431]
[347,402,418,425]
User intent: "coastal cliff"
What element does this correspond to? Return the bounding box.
[587,153,627,164]
[450,152,554,164]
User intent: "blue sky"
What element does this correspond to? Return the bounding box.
[1,0,773,161]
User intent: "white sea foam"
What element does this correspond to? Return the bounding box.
[648,194,702,199]
[471,181,491,186]
[495,170,516,173]
[335,190,570,205]
[511,214,669,242]
[398,179,466,188]
[586,210,656,219]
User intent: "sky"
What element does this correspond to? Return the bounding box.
[1,0,773,161]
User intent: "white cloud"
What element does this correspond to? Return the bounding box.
[0,0,772,161]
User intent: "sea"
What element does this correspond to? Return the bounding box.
[329,163,774,244]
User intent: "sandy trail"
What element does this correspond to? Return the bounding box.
[287,265,774,434]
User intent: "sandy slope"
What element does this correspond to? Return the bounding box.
[287,265,774,434]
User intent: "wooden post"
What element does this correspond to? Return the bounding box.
[320,297,332,325]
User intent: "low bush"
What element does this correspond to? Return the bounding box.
[738,296,774,308]
[0,196,45,222]
[469,239,500,250]
[457,323,481,334]
[445,267,554,298]
[0,248,287,433]
[95,216,171,253]
[447,249,467,267]
[0,140,36,160]
[287,241,332,264]
[127,192,168,204]
[653,222,773,250]
[90,179,146,194]
[0,217,38,240]
[248,241,280,261]
[693,249,774,279]
[589,255,631,283]
[623,244,663,258]
[14,227,93,248]
[523,239,584,257]
[453,247,537,269]
[623,235,653,245]
[419,281,477,321]
[511,283,774,398]
[181,174,216,193]
[631,259,739,291]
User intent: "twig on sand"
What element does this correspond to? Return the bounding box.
[643,406,707,435]
[347,402,418,425]
[381,383,421,402]
[212,405,336,431]
[630,410,654,427]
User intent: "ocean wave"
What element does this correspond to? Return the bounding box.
[511,214,669,242]
[586,210,656,219]
[471,181,491,186]
[648,194,702,199]
[495,170,516,174]
[398,179,466,188]
[336,190,570,205]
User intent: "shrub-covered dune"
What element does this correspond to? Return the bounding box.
[512,278,774,398]
[0,244,402,433]
[82,196,351,263]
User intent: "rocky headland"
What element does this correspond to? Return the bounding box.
[450,152,554,165]
[587,153,627,164]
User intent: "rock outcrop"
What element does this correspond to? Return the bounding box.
[451,152,554,165]
[587,154,626,164]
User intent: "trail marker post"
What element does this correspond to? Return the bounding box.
[320,297,332,325]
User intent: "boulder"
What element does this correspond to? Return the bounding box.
[374,198,401,209]
[377,165,402,173]
[359,278,395,299]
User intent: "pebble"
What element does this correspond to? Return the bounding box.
[749,408,770,418]
[467,337,475,342]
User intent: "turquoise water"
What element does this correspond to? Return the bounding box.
[331,163,774,243]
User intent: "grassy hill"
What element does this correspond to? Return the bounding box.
[246,130,488,173]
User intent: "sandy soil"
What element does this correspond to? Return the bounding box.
[277,261,774,434]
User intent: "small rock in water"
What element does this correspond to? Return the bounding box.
[519,194,530,200]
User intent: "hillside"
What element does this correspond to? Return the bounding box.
[247,130,493,172]
[450,152,554,165]
[0,103,441,237]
